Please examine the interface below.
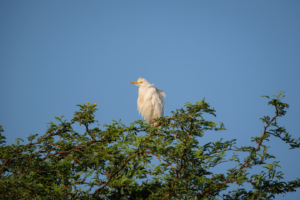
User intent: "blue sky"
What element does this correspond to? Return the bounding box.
[1,1,299,198]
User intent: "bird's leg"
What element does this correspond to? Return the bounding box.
[149,123,153,136]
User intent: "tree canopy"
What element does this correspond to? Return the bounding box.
[0,91,299,199]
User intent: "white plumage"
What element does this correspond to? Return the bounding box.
[131,78,166,124]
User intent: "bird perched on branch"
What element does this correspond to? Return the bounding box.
[131,78,166,125]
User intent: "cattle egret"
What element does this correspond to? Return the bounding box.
[130,78,166,125]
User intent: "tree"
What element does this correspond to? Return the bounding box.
[0,91,299,199]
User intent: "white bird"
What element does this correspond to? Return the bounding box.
[131,78,166,125]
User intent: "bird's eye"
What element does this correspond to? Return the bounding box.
[140,82,143,83]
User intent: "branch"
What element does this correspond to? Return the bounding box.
[93,155,137,196]
[0,121,75,179]
[234,108,279,174]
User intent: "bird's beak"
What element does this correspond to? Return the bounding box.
[130,81,138,84]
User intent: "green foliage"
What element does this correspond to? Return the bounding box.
[0,93,299,199]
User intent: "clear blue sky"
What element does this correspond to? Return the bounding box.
[1,1,299,198]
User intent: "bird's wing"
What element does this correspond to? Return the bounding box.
[148,87,165,118]
[138,86,166,123]
[157,89,166,98]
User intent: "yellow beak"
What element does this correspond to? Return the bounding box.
[130,82,143,84]
[130,81,140,84]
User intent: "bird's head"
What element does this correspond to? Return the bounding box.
[130,78,150,87]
